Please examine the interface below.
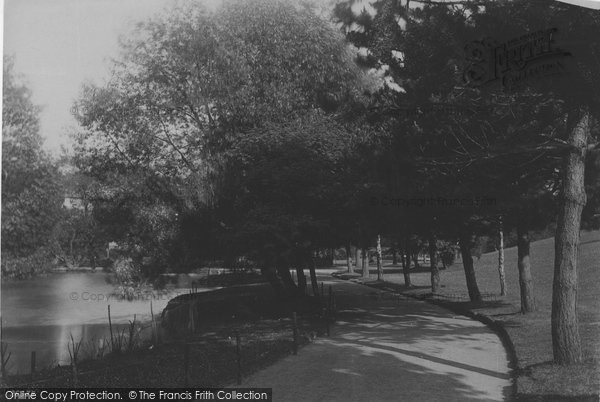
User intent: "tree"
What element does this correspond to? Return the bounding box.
[551,108,589,364]
[73,0,370,289]
[334,0,488,299]
[376,234,383,280]
[497,216,506,296]
[345,244,354,273]
[428,232,440,293]
[2,57,63,275]
[218,112,362,291]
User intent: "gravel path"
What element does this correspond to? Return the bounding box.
[239,276,512,401]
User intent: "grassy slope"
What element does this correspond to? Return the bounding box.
[382,230,600,397]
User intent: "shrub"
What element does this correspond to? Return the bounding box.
[1,247,54,279]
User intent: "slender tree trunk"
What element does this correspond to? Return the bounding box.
[296,266,307,295]
[401,250,412,288]
[355,248,361,272]
[308,255,319,297]
[429,233,440,293]
[498,216,507,296]
[459,231,482,302]
[345,244,353,273]
[329,248,335,266]
[392,247,398,265]
[376,235,383,280]
[361,247,369,278]
[552,108,588,365]
[403,234,412,287]
[517,224,535,313]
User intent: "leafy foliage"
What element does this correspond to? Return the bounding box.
[72,0,372,275]
[1,58,63,266]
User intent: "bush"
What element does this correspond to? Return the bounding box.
[1,247,55,279]
[113,256,141,284]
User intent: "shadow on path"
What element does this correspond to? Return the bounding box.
[239,276,512,401]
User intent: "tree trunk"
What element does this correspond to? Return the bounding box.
[401,250,412,288]
[296,266,307,295]
[329,248,335,266]
[376,235,383,281]
[498,216,507,296]
[403,234,412,287]
[355,248,361,272]
[276,264,297,293]
[429,233,440,293]
[361,247,369,278]
[459,231,482,302]
[308,256,319,297]
[552,108,588,365]
[345,244,353,273]
[517,224,535,313]
[261,264,283,294]
[392,247,398,265]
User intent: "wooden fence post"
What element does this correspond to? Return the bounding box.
[108,305,114,352]
[189,301,196,336]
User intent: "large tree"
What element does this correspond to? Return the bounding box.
[2,58,63,272]
[73,0,371,285]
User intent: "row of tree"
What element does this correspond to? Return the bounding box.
[332,0,600,365]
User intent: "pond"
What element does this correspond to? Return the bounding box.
[1,271,207,375]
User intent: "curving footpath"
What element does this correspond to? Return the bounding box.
[239,275,512,401]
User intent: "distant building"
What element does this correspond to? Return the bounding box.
[62,195,91,211]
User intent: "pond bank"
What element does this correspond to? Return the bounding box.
[1,287,326,388]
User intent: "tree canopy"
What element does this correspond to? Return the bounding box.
[72,0,374,277]
[2,58,63,262]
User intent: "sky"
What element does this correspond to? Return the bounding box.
[2,0,182,154]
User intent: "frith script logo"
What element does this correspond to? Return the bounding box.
[462,28,571,89]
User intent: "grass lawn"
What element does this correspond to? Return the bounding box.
[375,230,600,398]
